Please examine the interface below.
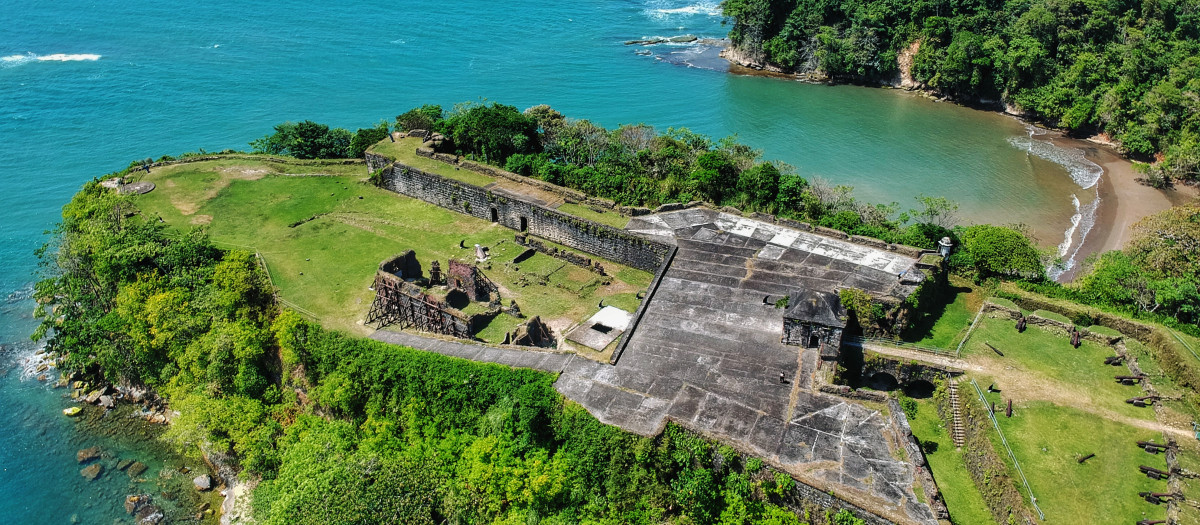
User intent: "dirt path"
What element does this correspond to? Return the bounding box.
[971,354,1193,440]
[862,341,1192,439]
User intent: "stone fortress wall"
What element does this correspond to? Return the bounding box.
[366,152,672,273]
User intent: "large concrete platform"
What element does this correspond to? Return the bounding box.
[557,209,935,524]
[373,208,935,524]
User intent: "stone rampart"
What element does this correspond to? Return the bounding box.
[376,161,672,272]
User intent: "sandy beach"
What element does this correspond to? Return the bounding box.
[1053,134,1198,281]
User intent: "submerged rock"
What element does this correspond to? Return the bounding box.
[77,446,101,463]
[62,406,81,417]
[127,461,148,478]
[80,463,103,481]
[117,459,134,471]
[98,395,114,408]
[134,504,164,524]
[125,494,151,514]
[193,474,212,491]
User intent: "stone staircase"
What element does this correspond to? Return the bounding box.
[948,378,965,447]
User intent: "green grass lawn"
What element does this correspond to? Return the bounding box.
[907,399,994,525]
[963,318,1157,421]
[555,202,630,229]
[134,157,650,339]
[902,276,981,348]
[368,137,496,187]
[972,398,1169,525]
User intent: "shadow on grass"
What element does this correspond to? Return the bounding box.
[512,248,536,265]
[901,284,974,344]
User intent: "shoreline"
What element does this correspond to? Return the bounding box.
[1051,133,1198,281]
[711,43,1199,281]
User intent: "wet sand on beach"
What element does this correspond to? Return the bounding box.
[1054,135,1198,281]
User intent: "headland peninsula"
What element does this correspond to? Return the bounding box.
[29,101,1200,525]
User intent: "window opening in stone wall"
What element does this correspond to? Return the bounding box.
[519,216,528,232]
[490,208,498,223]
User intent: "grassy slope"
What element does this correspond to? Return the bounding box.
[555,202,630,229]
[964,319,1158,422]
[368,137,496,187]
[135,158,649,338]
[907,399,994,525]
[976,397,1169,525]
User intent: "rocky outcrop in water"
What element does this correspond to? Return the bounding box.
[76,446,101,463]
[80,463,103,481]
[624,35,697,46]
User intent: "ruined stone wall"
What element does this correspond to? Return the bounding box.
[514,233,606,275]
[366,272,472,338]
[861,351,959,386]
[377,161,672,272]
[447,259,496,302]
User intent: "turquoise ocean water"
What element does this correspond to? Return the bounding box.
[0,1,1099,522]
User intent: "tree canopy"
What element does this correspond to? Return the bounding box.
[722,0,1200,181]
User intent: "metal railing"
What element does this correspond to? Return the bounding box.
[955,307,987,357]
[844,335,955,357]
[969,378,1045,520]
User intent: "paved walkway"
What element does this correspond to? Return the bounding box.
[854,341,982,372]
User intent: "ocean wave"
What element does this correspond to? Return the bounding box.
[1048,191,1099,281]
[1007,126,1103,189]
[644,2,722,19]
[1,53,101,68]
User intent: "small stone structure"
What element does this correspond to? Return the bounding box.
[508,316,554,348]
[447,259,497,302]
[782,289,846,361]
[566,306,633,352]
[365,274,472,338]
[379,250,423,281]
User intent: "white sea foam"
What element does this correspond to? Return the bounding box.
[2,53,101,67]
[1047,191,1100,281]
[1007,126,1103,189]
[644,2,722,19]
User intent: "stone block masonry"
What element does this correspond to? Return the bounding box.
[367,153,672,272]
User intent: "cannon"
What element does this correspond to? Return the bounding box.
[1104,355,1126,366]
[1015,316,1027,333]
[1126,396,1161,407]
[985,342,1004,356]
[1077,453,1095,464]
[1115,375,1146,385]
[1137,441,1172,453]
[1139,465,1171,479]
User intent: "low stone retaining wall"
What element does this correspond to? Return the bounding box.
[981,300,1124,345]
